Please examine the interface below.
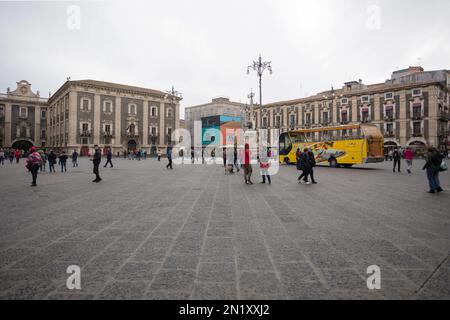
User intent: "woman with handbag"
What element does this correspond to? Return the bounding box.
[422,146,444,193]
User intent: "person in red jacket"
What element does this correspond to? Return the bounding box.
[26,146,42,187]
[243,143,253,185]
[15,149,21,164]
[403,147,414,174]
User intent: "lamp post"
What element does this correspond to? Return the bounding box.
[247,55,272,135]
[165,85,182,145]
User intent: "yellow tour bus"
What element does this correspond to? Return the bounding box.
[279,124,384,167]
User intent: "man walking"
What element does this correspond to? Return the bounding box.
[104,148,113,168]
[166,146,173,169]
[392,147,401,173]
[0,148,5,166]
[307,148,318,184]
[59,151,68,172]
[403,147,414,174]
[48,150,57,172]
[91,145,102,182]
[72,149,79,167]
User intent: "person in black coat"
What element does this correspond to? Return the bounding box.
[423,146,443,193]
[392,148,401,173]
[91,145,102,182]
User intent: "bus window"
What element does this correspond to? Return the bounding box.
[279,132,289,155]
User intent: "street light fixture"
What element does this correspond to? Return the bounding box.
[246,54,272,137]
[165,85,182,145]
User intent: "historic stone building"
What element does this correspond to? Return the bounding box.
[0,80,48,151]
[185,97,246,143]
[246,67,449,153]
[47,80,181,156]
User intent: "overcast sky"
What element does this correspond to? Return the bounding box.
[1,0,449,118]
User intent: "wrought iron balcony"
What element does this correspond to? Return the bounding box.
[384,132,395,138]
[102,131,114,138]
[79,130,91,137]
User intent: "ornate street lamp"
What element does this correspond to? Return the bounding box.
[165,86,182,146]
[247,55,272,135]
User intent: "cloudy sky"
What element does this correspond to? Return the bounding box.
[0,0,449,117]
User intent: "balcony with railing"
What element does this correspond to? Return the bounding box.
[79,130,92,137]
[384,131,395,138]
[102,131,114,138]
[124,130,139,138]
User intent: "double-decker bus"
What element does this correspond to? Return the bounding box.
[279,124,384,167]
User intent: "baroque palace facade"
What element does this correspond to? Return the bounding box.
[0,79,181,155]
[246,67,450,153]
[0,80,48,151]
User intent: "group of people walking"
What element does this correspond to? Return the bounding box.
[0,148,23,165]
[296,148,317,185]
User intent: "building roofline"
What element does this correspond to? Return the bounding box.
[263,79,447,108]
[48,80,181,104]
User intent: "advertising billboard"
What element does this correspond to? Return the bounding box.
[201,115,241,146]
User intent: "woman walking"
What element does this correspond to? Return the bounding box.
[422,146,444,193]
[48,150,57,173]
[259,147,271,184]
[26,146,42,187]
[403,147,414,174]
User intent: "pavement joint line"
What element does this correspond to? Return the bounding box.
[412,253,450,298]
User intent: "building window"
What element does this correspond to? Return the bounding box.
[103,101,113,113]
[151,126,157,136]
[81,98,91,111]
[81,137,89,145]
[412,89,422,97]
[151,107,158,117]
[412,103,422,119]
[0,106,4,117]
[19,107,28,118]
[262,117,268,128]
[412,121,422,136]
[290,114,296,126]
[341,110,348,123]
[275,116,281,127]
[104,124,111,133]
[361,95,370,103]
[128,104,137,115]
[341,98,348,105]
[385,105,394,120]
[41,110,46,119]
[322,112,329,124]
[167,107,173,118]
[384,92,394,100]
[386,123,394,136]
[167,127,172,137]
[361,107,370,122]
[305,113,311,125]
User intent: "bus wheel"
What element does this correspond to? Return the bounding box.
[284,157,290,165]
[329,158,338,168]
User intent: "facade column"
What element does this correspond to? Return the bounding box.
[142,100,149,147]
[298,105,303,126]
[399,91,407,147]
[93,94,101,145]
[68,91,78,148]
[351,97,358,123]
[4,102,12,147]
[34,105,41,146]
[114,96,121,148]
[159,100,165,146]
[374,94,381,121]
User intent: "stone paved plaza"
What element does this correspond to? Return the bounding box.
[0,157,449,300]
